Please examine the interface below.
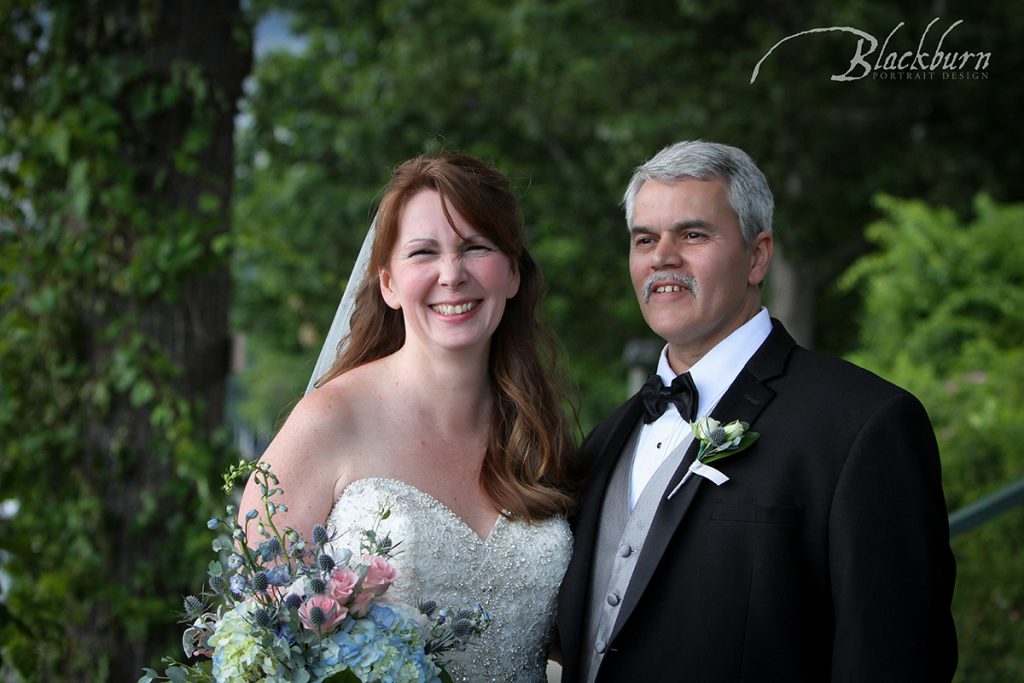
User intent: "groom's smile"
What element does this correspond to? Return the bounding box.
[641,271,700,303]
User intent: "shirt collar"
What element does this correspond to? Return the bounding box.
[656,307,772,419]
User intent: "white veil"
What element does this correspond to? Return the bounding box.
[304,217,377,395]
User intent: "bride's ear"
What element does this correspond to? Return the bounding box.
[379,268,401,309]
[507,265,521,299]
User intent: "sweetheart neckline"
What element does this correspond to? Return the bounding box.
[336,477,509,544]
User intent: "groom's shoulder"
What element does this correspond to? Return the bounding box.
[784,342,917,407]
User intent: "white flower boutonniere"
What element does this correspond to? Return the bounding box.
[667,417,760,499]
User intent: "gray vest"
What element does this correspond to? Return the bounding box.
[581,425,696,683]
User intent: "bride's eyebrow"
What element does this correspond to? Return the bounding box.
[403,238,438,248]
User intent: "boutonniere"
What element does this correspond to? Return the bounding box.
[667,417,760,499]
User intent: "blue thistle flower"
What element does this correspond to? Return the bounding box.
[251,571,270,592]
[183,595,204,617]
[259,537,282,561]
[252,606,276,629]
[453,618,474,638]
[309,577,327,594]
[312,524,329,545]
[309,605,326,626]
[284,593,302,610]
[710,426,727,447]
[208,575,227,593]
[317,553,335,573]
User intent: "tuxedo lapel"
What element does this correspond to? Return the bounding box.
[609,323,795,643]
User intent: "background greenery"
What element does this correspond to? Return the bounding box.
[1,0,1021,680]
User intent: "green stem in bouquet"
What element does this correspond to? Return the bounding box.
[227,459,297,577]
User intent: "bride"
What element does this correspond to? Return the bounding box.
[238,153,577,681]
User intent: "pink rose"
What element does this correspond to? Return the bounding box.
[298,595,348,633]
[362,555,399,596]
[328,566,359,604]
[348,590,375,618]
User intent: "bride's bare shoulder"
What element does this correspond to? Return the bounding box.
[289,361,388,437]
[255,363,387,495]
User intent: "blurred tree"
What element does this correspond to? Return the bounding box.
[0,1,250,679]
[841,194,1024,682]
[235,0,1022,431]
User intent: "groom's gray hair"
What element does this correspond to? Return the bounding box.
[623,140,774,247]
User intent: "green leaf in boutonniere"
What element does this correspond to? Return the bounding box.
[690,417,760,465]
[668,417,760,499]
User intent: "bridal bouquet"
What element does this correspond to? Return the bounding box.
[140,461,489,683]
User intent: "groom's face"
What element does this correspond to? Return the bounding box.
[629,178,771,371]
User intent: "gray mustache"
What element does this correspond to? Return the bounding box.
[642,273,699,304]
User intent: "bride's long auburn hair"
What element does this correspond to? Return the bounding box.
[317,154,577,520]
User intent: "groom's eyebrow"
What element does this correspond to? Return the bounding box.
[675,218,712,230]
[629,219,712,235]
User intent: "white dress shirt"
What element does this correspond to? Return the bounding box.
[628,308,773,509]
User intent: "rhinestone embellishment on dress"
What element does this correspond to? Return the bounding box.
[326,478,572,682]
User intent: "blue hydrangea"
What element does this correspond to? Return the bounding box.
[309,605,441,683]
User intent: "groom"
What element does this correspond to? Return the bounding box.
[557,140,957,682]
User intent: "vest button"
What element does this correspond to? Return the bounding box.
[619,544,632,558]
[595,639,607,654]
[606,592,621,606]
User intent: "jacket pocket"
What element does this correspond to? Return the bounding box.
[710,501,804,525]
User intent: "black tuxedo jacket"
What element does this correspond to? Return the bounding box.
[557,322,957,682]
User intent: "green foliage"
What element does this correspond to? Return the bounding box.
[841,195,1024,682]
[0,1,248,679]
[235,0,1024,437]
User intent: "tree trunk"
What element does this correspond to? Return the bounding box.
[66,3,251,679]
[768,241,817,349]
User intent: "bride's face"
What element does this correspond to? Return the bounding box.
[379,190,520,354]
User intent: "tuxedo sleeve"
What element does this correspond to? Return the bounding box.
[828,392,957,682]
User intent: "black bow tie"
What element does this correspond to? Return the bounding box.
[639,373,699,424]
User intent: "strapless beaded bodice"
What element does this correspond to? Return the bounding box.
[325,478,572,682]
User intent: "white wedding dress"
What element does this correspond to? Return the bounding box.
[325,478,572,682]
